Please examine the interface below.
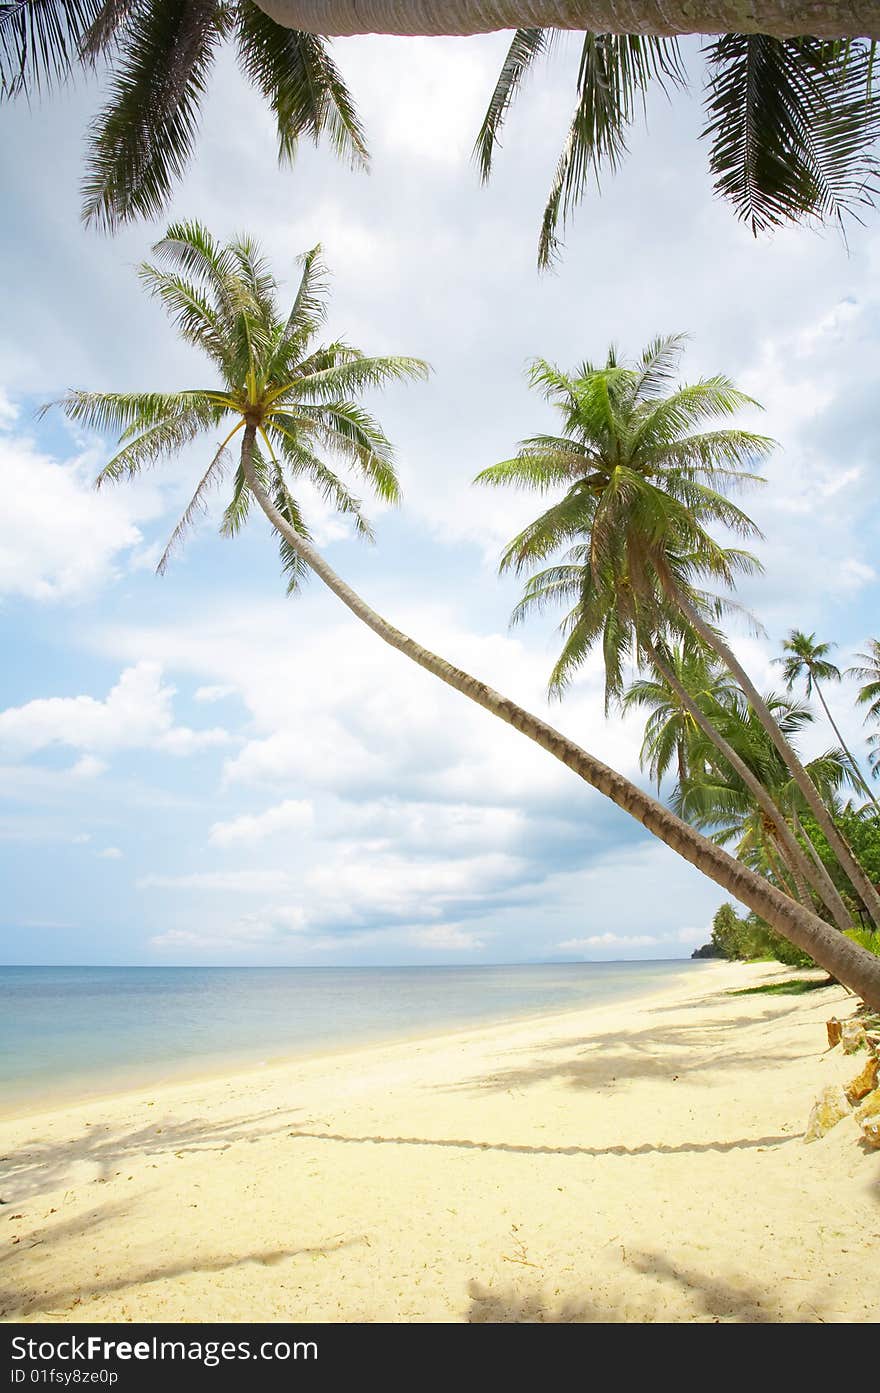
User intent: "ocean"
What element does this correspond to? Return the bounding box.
[0,960,697,1111]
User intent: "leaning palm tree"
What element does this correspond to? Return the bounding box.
[848,639,880,782]
[476,30,880,265]
[48,231,880,1006]
[675,686,857,917]
[476,334,880,928]
[776,629,880,811]
[0,1,366,231]
[623,642,737,789]
[623,640,853,927]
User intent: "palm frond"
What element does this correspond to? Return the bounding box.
[702,35,880,235]
[81,0,225,231]
[156,429,236,574]
[0,0,102,98]
[235,1,367,167]
[473,27,550,182]
[537,33,686,267]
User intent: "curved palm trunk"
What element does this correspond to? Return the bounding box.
[794,807,855,920]
[238,430,880,1007]
[667,581,880,930]
[254,1,880,40]
[644,642,853,931]
[765,833,805,905]
[812,678,880,813]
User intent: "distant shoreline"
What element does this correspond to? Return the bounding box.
[1,958,700,1119]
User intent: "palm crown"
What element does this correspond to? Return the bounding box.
[52,221,428,584]
[775,629,842,696]
[0,1,366,230]
[475,334,773,703]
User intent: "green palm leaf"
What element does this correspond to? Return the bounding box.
[702,35,880,234]
[234,0,367,167]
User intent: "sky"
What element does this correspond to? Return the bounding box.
[1,33,878,967]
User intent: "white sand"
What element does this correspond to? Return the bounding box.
[1,960,877,1323]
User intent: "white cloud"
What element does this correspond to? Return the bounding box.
[0,663,229,761]
[138,869,291,894]
[97,846,123,860]
[195,685,236,703]
[558,933,659,952]
[208,798,314,847]
[70,755,107,779]
[0,416,164,602]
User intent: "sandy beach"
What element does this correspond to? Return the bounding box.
[1,960,877,1324]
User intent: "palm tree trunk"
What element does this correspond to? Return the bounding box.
[813,678,880,813]
[794,807,854,920]
[254,1,880,40]
[765,833,805,905]
[643,641,852,931]
[665,579,880,930]
[238,430,880,1006]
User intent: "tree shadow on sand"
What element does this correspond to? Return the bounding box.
[0,1106,305,1204]
[443,1006,813,1097]
[465,1249,832,1323]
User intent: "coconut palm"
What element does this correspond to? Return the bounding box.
[848,639,880,782]
[0,1,366,231]
[476,334,880,928]
[476,30,880,265]
[775,628,880,811]
[47,231,880,1006]
[622,642,736,789]
[675,687,857,914]
[52,223,428,578]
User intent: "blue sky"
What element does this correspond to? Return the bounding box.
[1,34,878,966]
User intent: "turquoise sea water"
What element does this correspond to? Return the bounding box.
[0,961,697,1111]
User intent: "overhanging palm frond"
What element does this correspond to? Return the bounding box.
[473,26,550,182]
[81,0,225,231]
[234,0,367,167]
[536,32,686,267]
[702,34,880,235]
[0,0,102,98]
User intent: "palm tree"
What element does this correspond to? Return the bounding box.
[848,639,880,782]
[48,229,880,1007]
[623,642,736,789]
[776,628,880,811]
[0,2,366,231]
[476,30,880,265]
[476,334,880,929]
[674,686,857,918]
[623,642,853,927]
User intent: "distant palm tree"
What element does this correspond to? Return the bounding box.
[476,30,880,265]
[0,1,366,230]
[775,629,880,811]
[676,686,856,919]
[623,642,735,789]
[47,232,880,1004]
[477,334,880,928]
[848,639,880,782]
[624,642,853,927]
